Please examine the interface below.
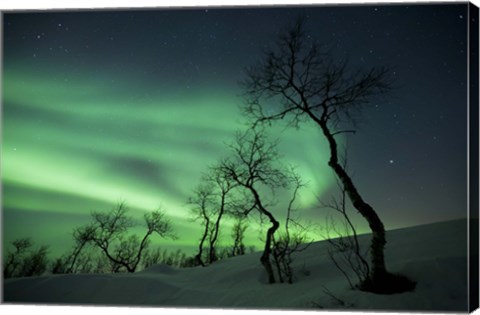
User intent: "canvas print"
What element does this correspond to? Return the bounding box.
[1,2,479,312]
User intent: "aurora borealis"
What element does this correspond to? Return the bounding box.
[2,4,471,257]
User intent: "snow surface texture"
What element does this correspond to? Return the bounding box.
[3,219,470,312]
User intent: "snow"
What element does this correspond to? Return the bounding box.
[2,219,474,312]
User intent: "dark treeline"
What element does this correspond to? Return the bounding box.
[3,203,257,279]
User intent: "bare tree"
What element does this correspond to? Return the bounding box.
[61,224,96,273]
[323,184,370,289]
[3,238,32,278]
[75,202,176,273]
[231,215,248,257]
[3,238,49,278]
[189,168,236,266]
[189,184,213,266]
[20,245,49,277]
[271,170,311,284]
[206,170,235,264]
[217,128,289,284]
[242,18,413,292]
[142,247,163,269]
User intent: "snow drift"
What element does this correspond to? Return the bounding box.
[2,219,471,312]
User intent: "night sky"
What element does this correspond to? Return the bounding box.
[2,3,471,256]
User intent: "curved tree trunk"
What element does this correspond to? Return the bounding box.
[261,219,280,284]
[67,241,87,273]
[132,231,152,272]
[195,217,209,267]
[250,188,279,284]
[209,194,226,264]
[96,241,133,273]
[319,121,387,284]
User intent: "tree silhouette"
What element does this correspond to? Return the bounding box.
[189,184,214,266]
[323,181,370,289]
[75,203,176,273]
[63,224,96,273]
[206,170,235,264]
[231,215,248,257]
[271,170,310,284]
[189,168,236,266]
[3,238,49,278]
[217,128,293,284]
[3,238,32,278]
[242,18,413,292]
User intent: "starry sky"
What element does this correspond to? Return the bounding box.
[1,3,472,257]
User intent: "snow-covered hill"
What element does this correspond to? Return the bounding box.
[2,219,473,312]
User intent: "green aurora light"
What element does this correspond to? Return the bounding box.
[2,65,338,256]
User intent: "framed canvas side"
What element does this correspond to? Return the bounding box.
[469,2,480,313]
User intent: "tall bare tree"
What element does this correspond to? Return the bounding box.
[323,182,370,289]
[271,170,311,284]
[217,128,289,284]
[206,170,235,264]
[189,184,214,267]
[243,19,413,292]
[189,167,236,266]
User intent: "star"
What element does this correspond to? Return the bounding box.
[389,160,394,164]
